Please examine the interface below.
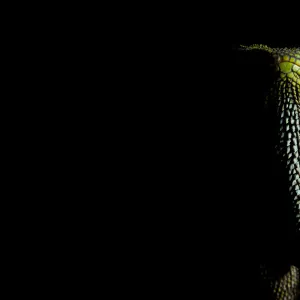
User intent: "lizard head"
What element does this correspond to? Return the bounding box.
[240,44,300,86]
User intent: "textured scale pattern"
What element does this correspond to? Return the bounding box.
[241,44,300,299]
[274,78,300,232]
[260,265,299,299]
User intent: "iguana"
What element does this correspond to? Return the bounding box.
[240,44,300,300]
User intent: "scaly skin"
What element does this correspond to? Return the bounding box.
[241,44,300,299]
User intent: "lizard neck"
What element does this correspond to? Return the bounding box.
[274,78,300,234]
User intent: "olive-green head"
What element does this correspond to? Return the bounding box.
[240,44,300,85]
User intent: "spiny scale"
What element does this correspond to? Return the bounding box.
[241,44,300,299]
